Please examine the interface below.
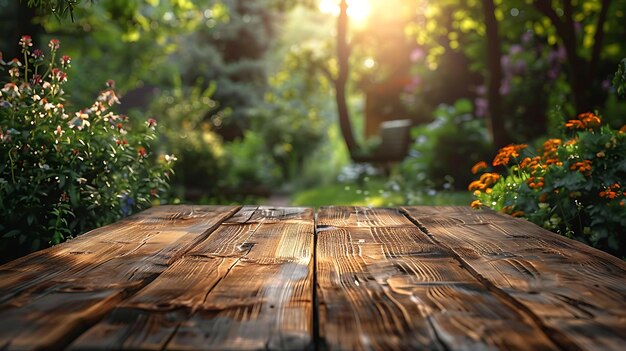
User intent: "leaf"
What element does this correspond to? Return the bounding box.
[2,229,21,238]
[27,214,36,226]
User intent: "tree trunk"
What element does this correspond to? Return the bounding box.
[482,0,508,149]
[532,0,612,113]
[335,0,358,155]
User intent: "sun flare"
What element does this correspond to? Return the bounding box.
[319,0,372,22]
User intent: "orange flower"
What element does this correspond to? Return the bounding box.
[542,138,561,156]
[511,211,524,217]
[599,184,622,200]
[470,200,483,209]
[565,112,601,130]
[565,119,584,129]
[619,125,626,134]
[493,144,527,166]
[479,172,500,186]
[520,156,543,171]
[569,160,592,175]
[539,193,548,203]
[468,180,487,191]
[471,161,488,174]
[579,112,601,129]
[527,176,545,189]
[544,157,563,167]
[564,138,578,146]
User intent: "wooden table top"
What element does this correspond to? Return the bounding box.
[0,205,625,350]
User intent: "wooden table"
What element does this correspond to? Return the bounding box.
[1,206,625,351]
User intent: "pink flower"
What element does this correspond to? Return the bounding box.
[106,80,115,88]
[19,35,33,48]
[51,68,67,83]
[61,55,71,66]
[32,74,42,85]
[48,39,60,51]
[137,147,147,157]
[32,49,44,59]
[147,118,157,128]
[54,125,64,136]
[8,58,22,67]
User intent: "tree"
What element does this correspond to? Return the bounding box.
[482,0,508,148]
[532,0,613,113]
[335,0,359,155]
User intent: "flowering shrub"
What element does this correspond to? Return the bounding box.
[0,37,174,261]
[469,112,626,257]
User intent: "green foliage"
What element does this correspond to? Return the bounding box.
[147,82,225,199]
[41,0,220,107]
[24,0,82,18]
[470,112,626,257]
[0,38,174,261]
[221,130,280,190]
[175,0,277,135]
[399,99,491,193]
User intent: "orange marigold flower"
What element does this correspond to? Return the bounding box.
[520,156,542,171]
[479,172,501,186]
[468,180,487,191]
[566,112,601,130]
[565,119,584,130]
[542,138,561,156]
[578,112,601,129]
[539,193,548,203]
[470,200,483,209]
[599,184,623,200]
[619,125,626,134]
[569,160,592,175]
[471,161,488,174]
[527,176,545,189]
[544,157,563,167]
[493,144,527,166]
[564,138,578,146]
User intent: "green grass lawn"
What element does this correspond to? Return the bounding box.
[290,179,472,207]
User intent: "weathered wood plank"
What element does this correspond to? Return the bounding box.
[0,205,239,350]
[69,206,315,351]
[316,206,559,351]
[402,206,626,351]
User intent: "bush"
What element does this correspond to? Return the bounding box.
[147,83,225,200]
[469,112,626,257]
[0,37,174,261]
[400,99,491,193]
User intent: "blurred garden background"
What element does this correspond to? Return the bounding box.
[1,0,626,261]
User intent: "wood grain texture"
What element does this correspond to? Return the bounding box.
[316,206,559,351]
[69,206,315,351]
[0,205,238,350]
[402,206,626,351]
